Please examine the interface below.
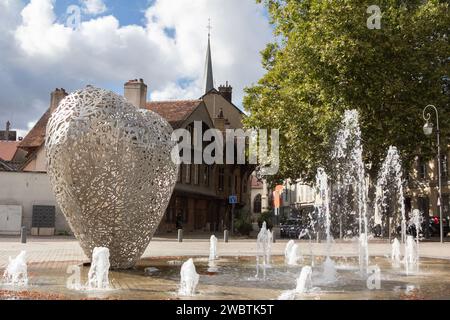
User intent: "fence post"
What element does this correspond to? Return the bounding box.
[21,226,27,244]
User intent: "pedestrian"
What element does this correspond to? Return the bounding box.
[176,210,183,230]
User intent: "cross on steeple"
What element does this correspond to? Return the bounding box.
[207,18,212,38]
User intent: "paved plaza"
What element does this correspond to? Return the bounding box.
[1,236,449,268]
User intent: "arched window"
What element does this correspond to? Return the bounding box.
[253,194,262,214]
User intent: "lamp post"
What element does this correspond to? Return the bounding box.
[423,105,444,244]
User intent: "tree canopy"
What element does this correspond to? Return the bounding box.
[244,0,450,183]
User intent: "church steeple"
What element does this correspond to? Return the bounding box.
[204,19,214,94]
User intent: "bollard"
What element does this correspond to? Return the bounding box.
[224,230,229,243]
[177,229,183,243]
[272,232,276,243]
[21,226,27,244]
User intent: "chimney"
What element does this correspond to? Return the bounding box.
[5,121,10,140]
[50,88,68,113]
[124,79,148,109]
[218,81,232,103]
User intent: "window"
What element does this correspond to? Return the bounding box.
[418,159,427,180]
[268,192,274,210]
[177,165,182,183]
[203,165,209,186]
[218,167,225,191]
[441,154,448,179]
[418,197,429,217]
[443,194,450,216]
[193,165,199,185]
[253,194,262,214]
[185,164,191,184]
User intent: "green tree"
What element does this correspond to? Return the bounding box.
[244,0,450,182]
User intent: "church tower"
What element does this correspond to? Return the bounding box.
[204,19,214,94]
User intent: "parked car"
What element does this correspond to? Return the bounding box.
[429,215,450,237]
[280,219,302,239]
[396,215,449,239]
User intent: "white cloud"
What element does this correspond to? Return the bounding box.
[15,0,71,58]
[151,81,202,101]
[80,0,107,15]
[0,0,273,134]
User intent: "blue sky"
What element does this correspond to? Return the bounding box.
[53,0,154,26]
[0,0,273,136]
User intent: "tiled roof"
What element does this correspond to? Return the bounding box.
[146,100,202,128]
[18,108,51,150]
[17,99,203,151]
[0,141,19,161]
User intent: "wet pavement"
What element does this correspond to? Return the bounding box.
[1,237,450,300]
[1,256,450,300]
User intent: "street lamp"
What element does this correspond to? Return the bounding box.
[422,105,444,244]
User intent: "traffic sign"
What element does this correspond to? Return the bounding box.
[229,195,238,204]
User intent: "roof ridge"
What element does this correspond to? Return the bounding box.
[147,99,201,104]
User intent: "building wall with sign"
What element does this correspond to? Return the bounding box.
[0,171,71,235]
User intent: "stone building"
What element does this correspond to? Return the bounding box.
[249,174,316,222]
[405,148,450,229]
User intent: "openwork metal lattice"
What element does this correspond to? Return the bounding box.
[46,86,178,269]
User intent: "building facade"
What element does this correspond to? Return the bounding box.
[250,175,316,222]
[406,148,450,225]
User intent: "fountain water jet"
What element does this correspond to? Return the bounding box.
[404,235,418,275]
[284,240,295,262]
[410,209,422,272]
[287,244,300,266]
[375,146,406,243]
[300,228,315,267]
[267,229,273,265]
[179,258,200,296]
[331,110,369,276]
[209,235,218,261]
[296,266,313,293]
[87,247,110,290]
[278,265,314,300]
[359,233,369,276]
[315,168,338,279]
[391,238,401,267]
[2,251,28,287]
[256,222,271,280]
[207,235,219,273]
[316,168,332,252]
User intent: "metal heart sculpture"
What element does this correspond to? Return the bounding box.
[46,86,178,269]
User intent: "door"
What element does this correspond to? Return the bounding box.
[0,205,22,235]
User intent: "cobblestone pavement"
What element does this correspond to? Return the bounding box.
[0,236,449,268]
